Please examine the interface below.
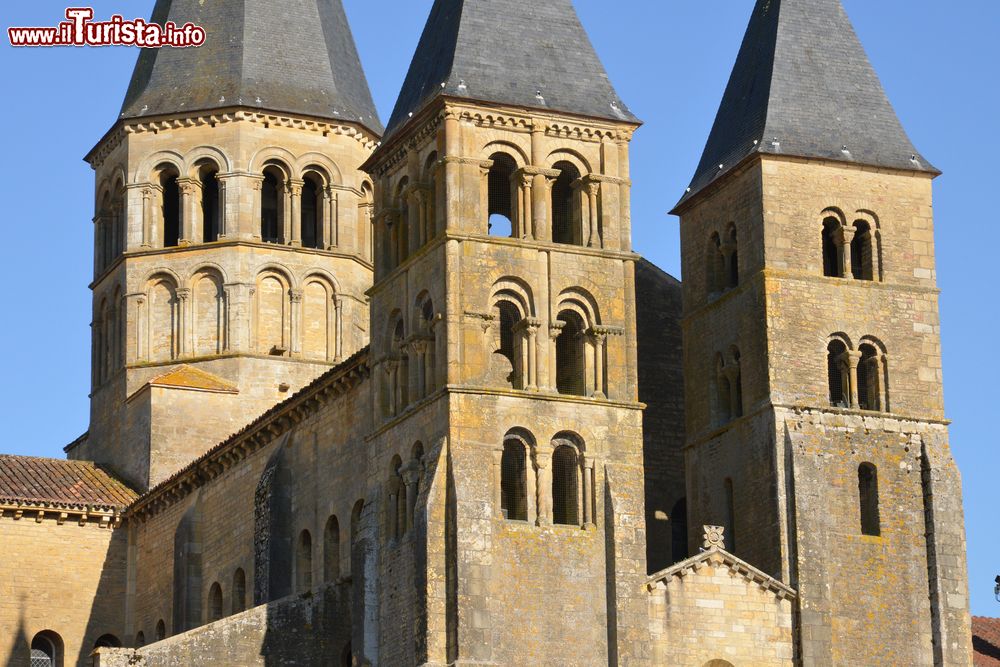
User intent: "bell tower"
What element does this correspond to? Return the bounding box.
[359,0,650,663]
[75,0,382,491]
[673,0,972,664]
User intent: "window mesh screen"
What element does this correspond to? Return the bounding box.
[551,164,580,245]
[488,154,516,222]
[552,446,579,525]
[501,441,528,521]
[556,312,586,396]
[858,346,880,411]
[827,341,848,407]
[822,218,841,277]
[302,177,320,249]
[162,174,180,247]
[261,172,280,243]
[851,221,874,281]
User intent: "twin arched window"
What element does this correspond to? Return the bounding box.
[498,430,592,527]
[207,582,223,622]
[705,225,739,296]
[713,347,744,426]
[822,212,881,281]
[827,337,888,412]
[324,515,341,582]
[155,161,223,248]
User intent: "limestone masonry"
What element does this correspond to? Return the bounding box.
[0,0,974,665]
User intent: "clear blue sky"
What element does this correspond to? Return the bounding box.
[1,0,996,615]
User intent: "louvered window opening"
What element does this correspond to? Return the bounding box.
[162,173,180,248]
[556,312,586,396]
[261,172,280,243]
[858,346,880,411]
[822,218,842,277]
[828,341,849,407]
[552,165,578,245]
[488,154,516,236]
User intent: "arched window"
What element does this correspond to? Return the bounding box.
[207,582,223,623]
[389,455,406,540]
[30,631,62,667]
[261,167,282,243]
[858,463,881,536]
[396,178,410,265]
[822,217,844,277]
[551,162,581,245]
[556,310,587,396]
[414,293,436,398]
[155,620,166,641]
[94,635,121,649]
[724,478,736,554]
[160,168,180,248]
[324,515,341,582]
[494,300,522,388]
[135,632,145,648]
[199,164,220,243]
[857,343,881,411]
[301,173,323,249]
[500,436,528,521]
[488,153,516,237]
[670,498,688,563]
[349,499,364,575]
[714,354,732,426]
[726,225,739,288]
[730,348,743,418]
[827,340,850,407]
[232,568,246,614]
[296,530,313,593]
[706,232,724,295]
[851,219,875,281]
[552,445,580,526]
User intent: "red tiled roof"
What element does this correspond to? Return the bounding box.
[0,455,138,510]
[974,616,1000,666]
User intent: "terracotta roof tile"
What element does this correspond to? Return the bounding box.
[0,455,138,510]
[975,617,1000,666]
[148,365,239,393]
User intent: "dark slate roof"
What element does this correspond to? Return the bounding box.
[120,0,383,134]
[0,455,138,510]
[383,0,638,138]
[677,0,936,208]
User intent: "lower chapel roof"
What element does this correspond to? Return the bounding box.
[0,455,137,511]
[974,616,1000,666]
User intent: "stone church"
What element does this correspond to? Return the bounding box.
[0,0,974,665]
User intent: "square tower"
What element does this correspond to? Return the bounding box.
[360,0,651,662]
[673,1,972,664]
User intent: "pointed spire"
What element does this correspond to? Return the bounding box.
[384,0,637,138]
[679,0,935,206]
[119,0,383,134]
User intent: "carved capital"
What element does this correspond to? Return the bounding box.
[175,288,191,302]
[289,289,304,304]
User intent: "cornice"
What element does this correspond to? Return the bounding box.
[0,501,125,528]
[86,108,381,170]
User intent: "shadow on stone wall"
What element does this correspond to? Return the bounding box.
[4,607,29,667]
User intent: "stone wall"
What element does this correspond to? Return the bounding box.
[94,583,350,667]
[0,514,128,667]
[647,549,795,667]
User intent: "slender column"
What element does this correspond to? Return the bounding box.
[175,288,191,357]
[410,339,427,401]
[385,360,399,417]
[526,451,538,523]
[583,459,595,527]
[177,179,197,246]
[93,216,104,275]
[288,180,303,247]
[840,225,856,278]
[492,449,504,519]
[216,177,228,239]
[847,351,862,408]
[325,187,338,248]
[535,449,552,526]
[585,180,600,248]
[388,483,400,540]
[251,178,264,240]
[590,329,608,399]
[548,323,564,393]
[140,187,153,248]
[289,289,303,356]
